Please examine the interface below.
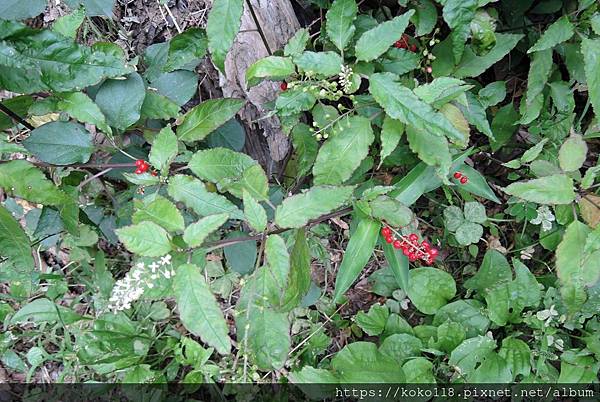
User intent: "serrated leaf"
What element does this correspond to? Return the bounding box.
[557,221,600,289]
[52,7,85,39]
[207,0,243,73]
[0,205,34,287]
[326,0,357,52]
[275,185,354,228]
[246,56,295,87]
[116,221,172,257]
[559,134,587,172]
[0,160,67,205]
[149,126,178,173]
[167,175,244,219]
[523,49,553,123]
[333,217,380,302]
[406,124,452,177]
[174,264,232,355]
[294,51,343,77]
[407,268,456,315]
[54,92,111,134]
[243,190,267,232]
[281,228,311,311]
[23,121,93,165]
[291,124,318,177]
[140,91,180,120]
[183,213,229,248]
[132,195,184,232]
[521,138,548,163]
[275,87,317,115]
[504,174,576,205]
[369,73,467,145]
[379,116,404,167]
[412,0,437,36]
[177,98,244,142]
[164,28,207,72]
[478,81,506,108]
[355,10,414,62]
[582,38,600,119]
[453,33,524,78]
[457,92,494,139]
[528,16,574,53]
[95,73,146,130]
[284,28,310,57]
[369,196,413,227]
[10,298,82,325]
[442,0,477,63]
[414,77,473,108]
[313,115,374,185]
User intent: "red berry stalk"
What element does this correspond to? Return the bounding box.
[381,225,439,265]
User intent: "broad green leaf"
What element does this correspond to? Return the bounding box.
[449,336,496,379]
[140,90,180,120]
[284,28,310,57]
[289,366,338,384]
[528,16,574,53]
[499,338,531,380]
[379,116,404,167]
[522,49,553,123]
[167,175,244,220]
[0,0,46,19]
[433,300,490,338]
[95,73,146,130]
[470,352,512,383]
[149,126,178,173]
[355,10,415,62]
[380,333,423,363]
[281,228,311,311]
[64,0,115,17]
[275,185,354,228]
[313,115,374,185]
[557,221,600,289]
[10,298,82,325]
[0,96,33,131]
[132,195,185,232]
[294,51,343,77]
[455,221,483,245]
[151,70,198,106]
[123,172,161,186]
[246,56,295,87]
[403,357,436,383]
[511,259,541,310]
[582,38,600,119]
[412,0,437,36]
[174,264,232,355]
[207,0,243,72]
[478,81,506,108]
[54,92,111,134]
[407,268,457,315]
[206,119,245,151]
[164,28,207,72]
[224,231,257,274]
[490,102,519,151]
[263,234,290,305]
[243,190,267,233]
[115,221,172,257]
[444,205,464,231]
[464,249,512,294]
[0,205,34,287]
[484,283,511,326]
[439,103,470,142]
[332,342,405,382]
[406,124,452,177]
[326,0,357,52]
[333,217,380,302]
[0,160,67,205]
[520,139,548,163]
[23,121,93,165]
[183,213,229,248]
[291,124,318,177]
[275,87,317,116]
[413,77,473,108]
[383,241,409,291]
[504,174,576,205]
[355,304,389,336]
[0,21,132,93]
[177,98,244,142]
[464,201,486,223]
[430,320,465,353]
[369,73,467,145]
[559,134,587,172]
[381,48,421,75]
[52,7,85,39]
[230,164,269,201]
[368,196,412,227]
[453,33,524,78]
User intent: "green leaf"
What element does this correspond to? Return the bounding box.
[294,51,343,77]
[528,16,574,53]
[498,338,531,380]
[381,48,421,75]
[206,119,245,151]
[453,33,523,78]
[441,0,477,63]
[0,160,67,205]
[132,195,185,232]
[414,77,473,108]
[313,115,374,185]
[455,221,483,245]
[206,0,243,73]
[412,0,438,36]
[151,70,198,106]
[403,357,436,383]
[275,87,317,116]
[115,221,172,257]
[557,221,600,290]
[379,116,404,167]
[522,49,553,123]
[504,174,576,205]
[478,81,506,108]
[368,196,413,227]
[291,124,318,178]
[164,28,207,72]
[246,56,295,87]
[167,175,244,220]
[0,205,34,287]
[174,264,232,355]
[430,320,465,353]
[52,7,86,39]
[369,73,467,146]
[326,0,357,52]
[407,268,457,315]
[444,205,464,232]
[10,298,82,325]
[177,98,244,142]
[183,213,229,248]
[54,91,111,134]
[0,96,33,131]
[95,73,146,130]
[0,0,46,19]
[263,234,290,305]
[559,133,587,172]
[243,190,267,233]
[355,10,414,62]
[433,300,490,338]
[0,21,132,93]
[380,333,423,363]
[470,352,512,383]
[64,0,115,17]
[22,121,93,165]
[511,259,541,310]
[449,336,496,379]
[281,228,311,311]
[464,249,512,293]
[406,124,452,177]
[333,217,380,302]
[275,185,354,228]
[284,28,310,57]
[140,90,180,120]
[464,201,486,223]
[582,38,600,117]
[355,304,389,336]
[224,231,257,275]
[490,102,519,151]
[149,126,178,174]
[383,241,409,291]
[332,342,405,382]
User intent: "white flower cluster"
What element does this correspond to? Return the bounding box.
[338,64,354,94]
[107,254,175,312]
[530,205,555,231]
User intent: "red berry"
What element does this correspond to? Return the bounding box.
[135,159,144,167]
[408,233,419,243]
[140,163,150,172]
[135,168,143,174]
[151,171,158,176]
[421,241,430,250]
[385,236,394,244]
[381,227,391,237]
[403,248,410,256]
[410,44,417,52]
[426,257,434,265]
[280,82,288,91]
[394,41,402,48]
[393,240,402,249]
[453,172,462,179]
[408,253,417,262]
[426,66,433,74]
[429,248,439,257]
[460,176,468,184]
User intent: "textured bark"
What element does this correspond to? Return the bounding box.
[217,0,300,176]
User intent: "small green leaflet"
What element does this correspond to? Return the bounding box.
[183,213,229,248]
[207,0,243,73]
[149,126,178,174]
[379,116,404,167]
[116,221,172,257]
[246,56,296,87]
[559,134,587,172]
[453,34,524,78]
[243,190,267,232]
[132,195,185,233]
[177,99,245,143]
[95,73,146,130]
[326,0,358,52]
[355,10,414,62]
[294,51,343,77]
[527,16,574,53]
[163,28,208,72]
[582,38,600,118]
[406,268,456,315]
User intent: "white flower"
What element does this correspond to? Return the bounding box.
[530,205,555,231]
[338,64,354,94]
[160,255,172,265]
[136,262,145,269]
[536,304,558,327]
[520,245,535,260]
[149,262,160,272]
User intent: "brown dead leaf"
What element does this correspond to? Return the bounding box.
[580,195,600,228]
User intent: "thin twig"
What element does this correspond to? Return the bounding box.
[78,168,113,189]
[0,103,35,131]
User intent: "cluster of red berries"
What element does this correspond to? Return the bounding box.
[134,159,157,176]
[280,82,288,91]
[453,171,469,184]
[381,226,438,265]
[394,34,417,52]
